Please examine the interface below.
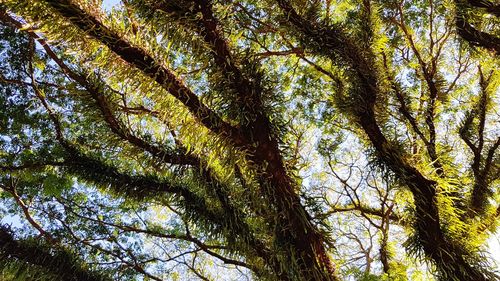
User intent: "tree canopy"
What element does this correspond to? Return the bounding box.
[0,0,499,280]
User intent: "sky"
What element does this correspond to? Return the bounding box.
[102,0,121,11]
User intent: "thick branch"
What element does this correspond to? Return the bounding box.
[277,1,491,280]
[144,2,337,279]
[0,227,110,281]
[0,10,199,167]
[467,0,500,17]
[455,4,500,54]
[40,0,246,146]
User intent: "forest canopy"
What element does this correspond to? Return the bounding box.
[0,0,499,280]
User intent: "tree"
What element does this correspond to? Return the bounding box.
[0,0,498,280]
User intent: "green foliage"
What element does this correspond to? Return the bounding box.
[0,0,498,280]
